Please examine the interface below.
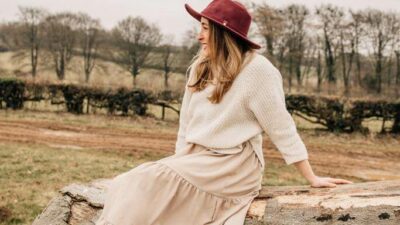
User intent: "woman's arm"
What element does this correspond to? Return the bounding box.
[247,57,353,188]
[175,62,197,153]
[293,159,353,188]
[175,83,191,153]
[247,60,309,165]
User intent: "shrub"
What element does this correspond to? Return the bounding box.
[0,78,25,109]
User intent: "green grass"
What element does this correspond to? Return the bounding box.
[0,142,166,225]
[263,162,308,186]
[0,109,176,134]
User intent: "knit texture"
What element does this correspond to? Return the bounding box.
[175,52,308,169]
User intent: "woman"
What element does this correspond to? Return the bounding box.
[96,0,352,224]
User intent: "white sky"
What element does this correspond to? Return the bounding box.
[1,0,399,45]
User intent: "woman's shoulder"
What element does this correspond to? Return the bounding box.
[240,53,281,85]
[247,53,278,73]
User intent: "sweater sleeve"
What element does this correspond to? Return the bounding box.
[247,59,309,165]
[175,63,196,154]
[175,83,192,154]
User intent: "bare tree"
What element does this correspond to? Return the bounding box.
[0,22,24,51]
[18,6,47,78]
[43,12,79,80]
[76,13,101,83]
[301,36,318,91]
[160,35,177,90]
[251,2,284,60]
[395,25,400,96]
[316,4,345,93]
[349,10,365,88]
[364,9,398,93]
[338,15,357,96]
[113,16,162,88]
[315,35,325,93]
[181,26,200,58]
[387,14,400,92]
[281,4,309,92]
[178,26,201,82]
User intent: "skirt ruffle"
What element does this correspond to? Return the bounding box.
[96,140,263,225]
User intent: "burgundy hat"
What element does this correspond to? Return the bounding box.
[184,0,261,49]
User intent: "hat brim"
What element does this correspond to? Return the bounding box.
[184,3,261,49]
[184,3,202,21]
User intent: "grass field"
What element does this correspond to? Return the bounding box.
[0,142,146,225]
[0,51,187,94]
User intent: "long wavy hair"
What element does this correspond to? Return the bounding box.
[186,19,256,104]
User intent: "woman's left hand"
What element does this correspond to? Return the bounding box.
[309,176,353,188]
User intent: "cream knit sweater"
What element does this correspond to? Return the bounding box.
[175,52,309,169]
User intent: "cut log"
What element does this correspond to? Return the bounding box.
[32,179,400,225]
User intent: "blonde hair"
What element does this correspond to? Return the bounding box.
[186,20,256,104]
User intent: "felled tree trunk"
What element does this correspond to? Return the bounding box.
[32,179,400,225]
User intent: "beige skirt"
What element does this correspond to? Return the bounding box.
[95,139,263,225]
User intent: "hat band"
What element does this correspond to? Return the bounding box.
[202,13,248,37]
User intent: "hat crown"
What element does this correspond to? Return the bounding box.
[184,0,261,49]
[201,0,251,36]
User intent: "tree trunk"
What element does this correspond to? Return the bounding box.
[396,51,400,86]
[376,54,383,94]
[324,33,336,84]
[31,45,38,78]
[33,180,400,225]
[265,35,274,58]
[376,37,384,94]
[287,53,293,93]
[316,50,323,93]
[164,71,169,90]
[132,75,137,88]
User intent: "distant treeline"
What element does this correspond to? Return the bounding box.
[0,7,196,90]
[248,3,400,97]
[1,78,398,134]
[0,3,399,97]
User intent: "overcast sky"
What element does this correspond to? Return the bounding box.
[1,0,399,44]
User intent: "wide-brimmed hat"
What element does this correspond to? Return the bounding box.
[184,0,261,49]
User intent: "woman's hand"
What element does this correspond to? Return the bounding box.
[293,160,353,188]
[309,176,353,188]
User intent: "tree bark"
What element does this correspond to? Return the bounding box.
[33,180,400,225]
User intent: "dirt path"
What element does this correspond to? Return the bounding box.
[1,118,399,182]
[0,119,176,155]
